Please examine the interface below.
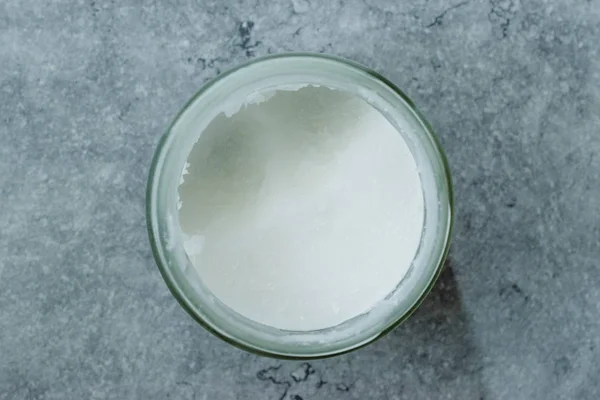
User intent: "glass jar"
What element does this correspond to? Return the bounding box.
[146,53,453,358]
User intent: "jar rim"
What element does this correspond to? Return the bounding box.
[146,52,454,359]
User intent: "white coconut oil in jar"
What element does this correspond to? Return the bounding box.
[147,54,452,358]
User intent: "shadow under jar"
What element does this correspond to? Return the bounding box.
[146,53,453,359]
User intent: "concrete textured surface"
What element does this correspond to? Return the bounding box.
[1,0,599,399]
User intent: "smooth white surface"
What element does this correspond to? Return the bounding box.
[178,87,424,331]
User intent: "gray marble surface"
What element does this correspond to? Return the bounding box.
[1,0,599,399]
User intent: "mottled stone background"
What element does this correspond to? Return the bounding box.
[1,0,599,399]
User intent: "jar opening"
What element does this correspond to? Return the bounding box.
[147,53,453,358]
